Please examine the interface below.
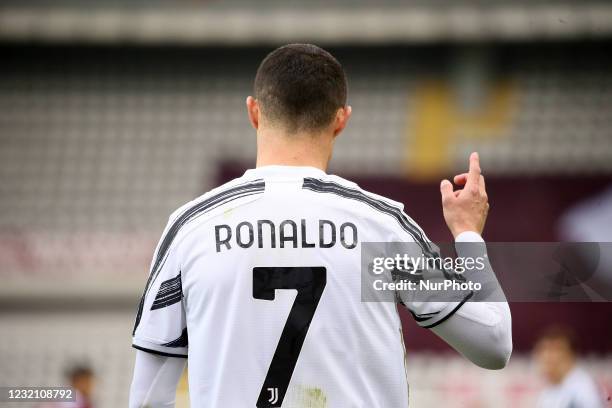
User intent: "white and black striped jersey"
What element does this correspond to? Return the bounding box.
[132,165,468,408]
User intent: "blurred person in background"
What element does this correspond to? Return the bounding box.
[37,364,95,408]
[535,326,605,408]
[69,365,95,408]
[64,365,96,408]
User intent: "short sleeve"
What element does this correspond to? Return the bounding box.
[132,229,188,358]
[391,209,473,329]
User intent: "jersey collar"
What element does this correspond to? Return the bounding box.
[243,165,327,180]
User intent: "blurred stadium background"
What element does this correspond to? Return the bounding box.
[1,0,611,407]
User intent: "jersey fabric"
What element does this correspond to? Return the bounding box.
[132,165,467,408]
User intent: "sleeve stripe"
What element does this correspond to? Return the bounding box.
[409,310,440,322]
[132,344,188,359]
[151,272,183,310]
[162,328,189,348]
[419,291,474,329]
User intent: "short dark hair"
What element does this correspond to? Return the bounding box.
[65,364,94,382]
[254,44,348,133]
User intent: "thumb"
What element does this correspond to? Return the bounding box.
[440,179,454,204]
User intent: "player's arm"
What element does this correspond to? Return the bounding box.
[399,153,512,368]
[129,350,186,408]
[398,230,512,369]
[430,294,511,369]
[434,152,512,369]
[429,231,512,369]
[130,212,189,406]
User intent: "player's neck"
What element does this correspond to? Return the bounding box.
[255,129,333,171]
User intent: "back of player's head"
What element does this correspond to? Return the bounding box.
[65,363,95,397]
[65,364,94,383]
[254,44,348,133]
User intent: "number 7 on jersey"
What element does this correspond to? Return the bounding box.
[253,267,327,408]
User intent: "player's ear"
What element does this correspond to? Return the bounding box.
[332,105,352,137]
[246,96,260,130]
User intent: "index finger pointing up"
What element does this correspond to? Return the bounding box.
[467,152,481,186]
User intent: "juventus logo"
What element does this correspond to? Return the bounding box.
[267,387,279,405]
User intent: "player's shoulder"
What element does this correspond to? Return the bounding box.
[306,174,429,243]
[567,367,600,390]
[167,175,264,223]
[304,173,406,212]
[159,175,265,250]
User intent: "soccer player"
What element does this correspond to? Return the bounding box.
[129,44,512,408]
[535,326,605,408]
